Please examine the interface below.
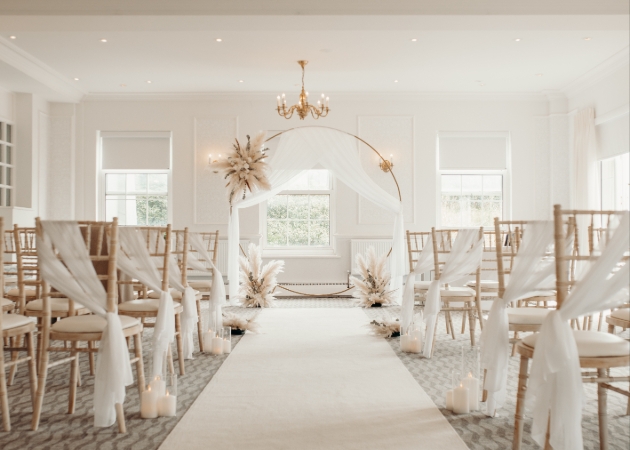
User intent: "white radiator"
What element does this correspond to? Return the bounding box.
[350,239,392,274]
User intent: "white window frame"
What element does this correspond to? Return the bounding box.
[436,131,512,229]
[600,152,630,211]
[97,131,173,224]
[0,120,15,207]
[259,171,338,258]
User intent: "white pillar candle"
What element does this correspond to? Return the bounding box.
[410,337,422,353]
[411,329,423,350]
[445,389,454,411]
[140,385,158,419]
[202,331,214,353]
[461,372,479,411]
[157,391,177,417]
[211,337,224,355]
[400,335,409,352]
[149,375,166,398]
[453,383,470,414]
[223,338,231,354]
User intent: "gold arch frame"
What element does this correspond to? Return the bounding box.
[262,125,402,297]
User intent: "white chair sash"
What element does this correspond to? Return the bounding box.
[117,227,175,376]
[423,229,484,357]
[479,221,556,416]
[401,235,434,332]
[528,212,629,450]
[38,221,133,428]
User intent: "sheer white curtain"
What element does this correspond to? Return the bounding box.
[423,229,483,356]
[228,127,405,303]
[401,236,434,332]
[38,221,133,428]
[189,232,226,333]
[117,227,175,376]
[529,212,629,450]
[479,221,556,416]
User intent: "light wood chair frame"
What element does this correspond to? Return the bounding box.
[512,206,630,450]
[187,230,219,299]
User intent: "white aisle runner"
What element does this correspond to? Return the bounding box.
[160,308,467,450]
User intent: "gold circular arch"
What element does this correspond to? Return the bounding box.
[262,125,402,298]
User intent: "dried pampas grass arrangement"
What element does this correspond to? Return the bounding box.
[238,243,284,308]
[368,317,401,338]
[222,312,260,334]
[350,246,396,308]
[215,131,271,206]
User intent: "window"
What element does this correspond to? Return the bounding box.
[441,174,503,227]
[105,173,169,225]
[601,153,629,211]
[0,121,14,207]
[264,170,332,250]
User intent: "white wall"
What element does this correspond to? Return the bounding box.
[73,93,548,283]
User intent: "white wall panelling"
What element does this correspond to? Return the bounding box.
[46,104,75,219]
[194,116,237,225]
[357,116,414,225]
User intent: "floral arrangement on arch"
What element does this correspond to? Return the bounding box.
[350,246,396,308]
[237,243,284,308]
[215,131,272,206]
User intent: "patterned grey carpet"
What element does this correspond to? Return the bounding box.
[1,299,628,450]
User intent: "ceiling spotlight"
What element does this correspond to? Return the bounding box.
[584,37,592,41]
[216,38,222,42]
[411,38,417,42]
[147,80,152,83]
[239,80,244,83]
[394,80,399,83]
[9,35,16,40]
[100,38,108,43]
[74,77,79,81]
[514,38,521,42]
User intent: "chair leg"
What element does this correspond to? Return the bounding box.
[175,313,185,375]
[115,402,126,433]
[7,336,19,385]
[512,355,529,450]
[608,323,614,334]
[26,331,38,407]
[468,304,476,347]
[196,299,204,353]
[133,332,146,396]
[88,341,95,375]
[68,343,79,414]
[444,310,451,335]
[32,345,50,430]
[476,296,484,331]
[597,368,608,450]
[0,334,10,431]
[447,311,456,340]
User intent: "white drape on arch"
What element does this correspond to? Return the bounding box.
[227,127,405,303]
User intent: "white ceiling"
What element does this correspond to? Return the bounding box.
[0,15,628,100]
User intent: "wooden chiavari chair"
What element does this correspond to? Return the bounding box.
[4,228,39,310]
[0,217,38,432]
[406,230,432,293]
[187,230,219,299]
[118,225,186,375]
[430,227,482,347]
[511,206,630,450]
[2,230,18,311]
[32,218,146,432]
[465,230,503,306]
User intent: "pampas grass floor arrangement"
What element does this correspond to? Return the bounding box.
[237,243,284,308]
[223,312,260,334]
[368,317,401,337]
[350,246,396,308]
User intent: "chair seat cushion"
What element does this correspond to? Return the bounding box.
[508,308,550,325]
[522,330,630,358]
[26,298,86,312]
[466,280,499,289]
[414,280,432,290]
[188,280,212,290]
[51,315,139,333]
[2,314,35,331]
[440,286,476,297]
[6,288,37,297]
[147,289,202,301]
[610,308,630,322]
[1,297,14,308]
[119,299,160,312]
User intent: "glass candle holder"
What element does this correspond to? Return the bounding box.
[222,326,232,354]
[460,345,480,411]
[400,323,423,353]
[203,328,215,353]
[157,374,177,417]
[211,328,224,355]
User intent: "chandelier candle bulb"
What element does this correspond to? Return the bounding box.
[140,385,158,419]
[453,383,470,414]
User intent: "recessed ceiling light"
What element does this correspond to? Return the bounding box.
[584,37,592,41]
[535,73,543,77]
[120,84,127,87]
[394,80,399,83]
[9,35,16,40]
[514,38,521,42]
[411,38,417,42]
[100,38,107,43]
[239,80,244,83]
[147,80,152,83]
[216,38,222,42]
[74,77,79,81]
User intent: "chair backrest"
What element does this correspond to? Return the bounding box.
[553,206,628,309]
[493,219,528,298]
[193,231,219,268]
[3,229,17,290]
[135,225,172,292]
[431,227,482,282]
[13,226,43,313]
[406,230,431,273]
[173,228,189,287]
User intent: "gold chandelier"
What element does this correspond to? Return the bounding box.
[276,60,329,120]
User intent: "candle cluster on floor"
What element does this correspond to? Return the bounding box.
[203,327,233,355]
[140,374,178,418]
[400,325,423,353]
[445,346,480,414]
